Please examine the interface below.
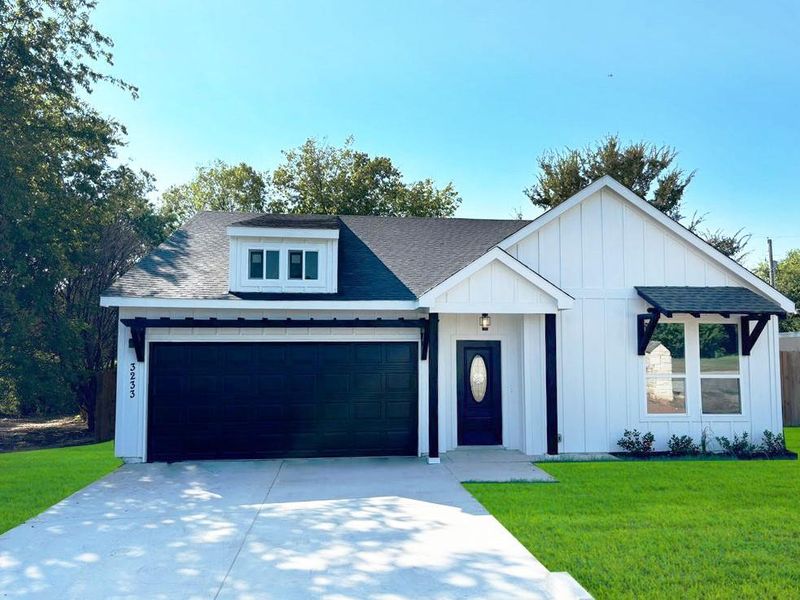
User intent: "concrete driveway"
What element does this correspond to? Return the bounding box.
[0,457,588,599]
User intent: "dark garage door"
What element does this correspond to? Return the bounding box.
[147,341,418,461]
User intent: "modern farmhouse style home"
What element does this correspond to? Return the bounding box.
[101,177,795,463]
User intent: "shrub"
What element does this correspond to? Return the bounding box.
[759,430,787,456]
[668,434,700,456]
[617,429,655,456]
[715,432,758,458]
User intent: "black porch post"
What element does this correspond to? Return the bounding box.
[428,313,439,462]
[545,313,559,455]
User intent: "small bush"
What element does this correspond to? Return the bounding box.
[715,432,758,458]
[759,430,787,456]
[668,434,700,456]
[617,429,655,456]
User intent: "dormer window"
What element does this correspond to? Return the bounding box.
[288,250,319,281]
[227,216,338,294]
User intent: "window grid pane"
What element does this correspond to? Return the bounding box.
[701,377,741,414]
[248,250,263,279]
[646,377,687,414]
[265,250,280,280]
[699,324,740,374]
[304,251,319,280]
[288,250,303,280]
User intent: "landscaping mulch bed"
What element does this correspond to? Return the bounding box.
[609,450,798,461]
[0,415,94,452]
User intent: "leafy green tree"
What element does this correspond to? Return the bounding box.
[270,137,460,217]
[0,0,165,422]
[525,135,694,219]
[160,160,276,230]
[755,249,800,332]
[525,134,748,259]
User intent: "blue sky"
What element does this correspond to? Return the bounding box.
[90,0,800,266]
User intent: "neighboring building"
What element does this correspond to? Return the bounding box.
[101,176,795,462]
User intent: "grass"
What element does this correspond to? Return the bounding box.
[0,441,121,535]
[466,428,800,600]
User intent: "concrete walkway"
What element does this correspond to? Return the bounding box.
[442,448,557,482]
[0,457,590,600]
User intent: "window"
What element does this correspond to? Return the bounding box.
[249,249,280,280]
[248,250,263,279]
[288,250,319,281]
[305,251,318,280]
[469,355,488,403]
[645,323,686,414]
[700,324,741,414]
[288,250,303,280]
[265,250,280,280]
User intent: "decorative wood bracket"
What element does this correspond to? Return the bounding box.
[637,311,661,355]
[741,314,770,356]
[420,319,430,360]
[128,323,146,362]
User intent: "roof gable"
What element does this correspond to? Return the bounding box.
[418,247,574,312]
[499,176,795,314]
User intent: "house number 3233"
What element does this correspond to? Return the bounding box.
[129,362,136,398]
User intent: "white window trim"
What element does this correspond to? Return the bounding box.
[287,248,319,282]
[248,248,281,281]
[237,242,327,291]
[698,322,743,417]
[643,315,748,421]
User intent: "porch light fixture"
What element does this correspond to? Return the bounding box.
[479,313,491,331]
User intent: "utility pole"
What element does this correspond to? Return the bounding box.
[767,238,776,286]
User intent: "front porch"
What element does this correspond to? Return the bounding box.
[442,447,556,482]
[420,248,575,463]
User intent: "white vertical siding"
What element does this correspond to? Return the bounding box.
[508,186,783,452]
[437,313,526,452]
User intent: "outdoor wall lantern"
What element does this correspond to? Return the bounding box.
[479,313,491,331]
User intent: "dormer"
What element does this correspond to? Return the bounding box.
[227,215,339,294]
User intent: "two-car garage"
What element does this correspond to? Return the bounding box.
[146,341,419,461]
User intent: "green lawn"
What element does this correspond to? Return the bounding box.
[0,441,121,535]
[466,428,800,600]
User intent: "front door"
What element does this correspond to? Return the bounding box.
[457,340,502,445]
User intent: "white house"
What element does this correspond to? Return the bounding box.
[101,176,795,462]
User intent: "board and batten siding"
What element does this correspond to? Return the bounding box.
[507,186,783,452]
[114,306,429,462]
[437,313,538,453]
[428,260,558,314]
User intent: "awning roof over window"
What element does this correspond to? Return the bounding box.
[635,286,786,318]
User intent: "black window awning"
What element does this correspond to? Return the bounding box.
[634,286,785,357]
[635,286,785,318]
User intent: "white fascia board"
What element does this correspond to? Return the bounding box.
[100,296,419,311]
[417,247,574,310]
[226,226,339,239]
[499,175,796,314]
[426,303,558,314]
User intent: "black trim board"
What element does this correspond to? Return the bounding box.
[545,313,559,455]
[427,313,439,460]
[122,317,432,362]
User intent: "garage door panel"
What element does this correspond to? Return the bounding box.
[148,341,418,461]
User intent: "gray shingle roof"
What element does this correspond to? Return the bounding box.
[635,286,786,316]
[104,212,530,301]
[232,214,340,229]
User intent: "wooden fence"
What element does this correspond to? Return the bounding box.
[780,333,800,426]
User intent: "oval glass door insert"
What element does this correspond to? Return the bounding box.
[469,355,488,403]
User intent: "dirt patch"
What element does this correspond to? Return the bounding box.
[0,415,94,452]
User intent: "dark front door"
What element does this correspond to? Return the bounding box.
[147,341,418,461]
[457,340,502,445]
